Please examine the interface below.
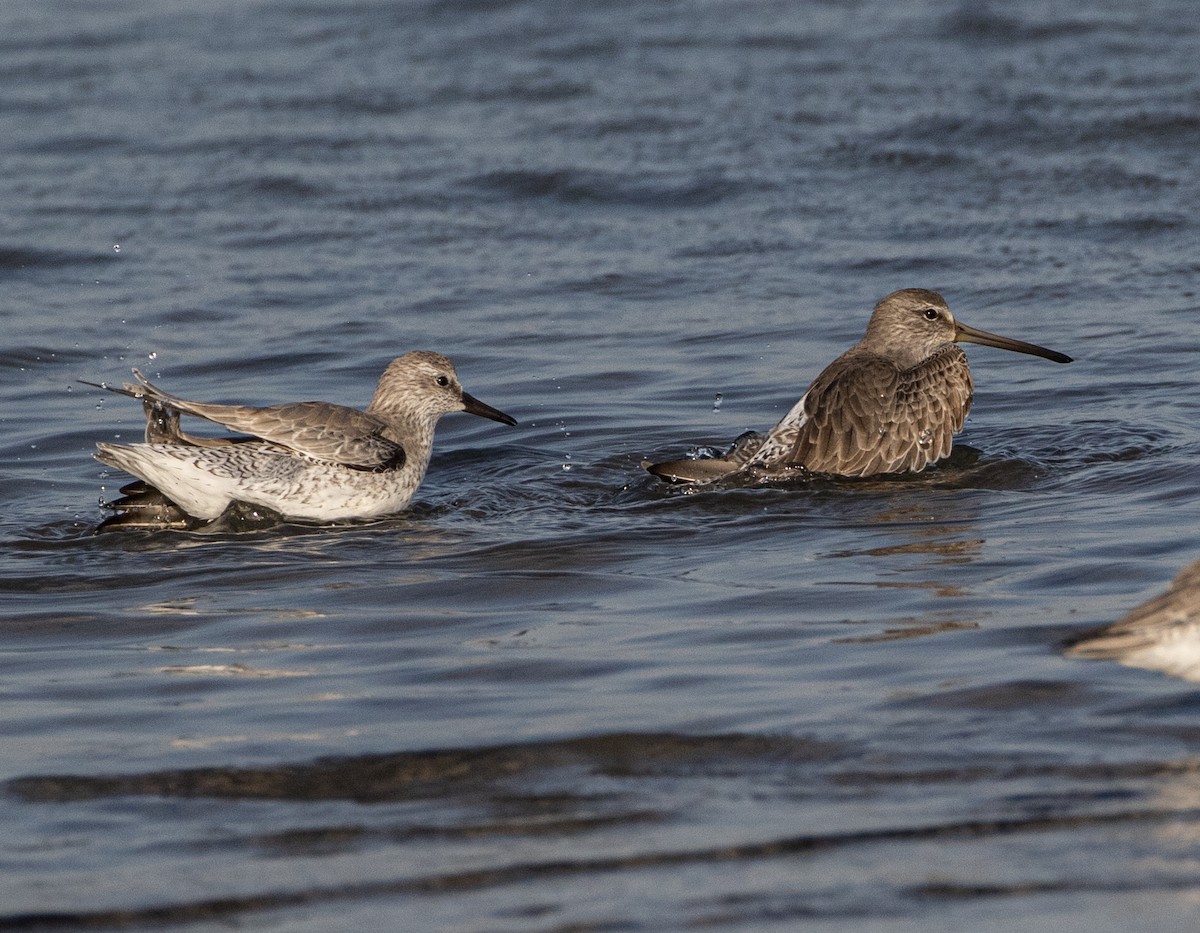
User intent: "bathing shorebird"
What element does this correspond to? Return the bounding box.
[89,351,516,527]
[645,288,1072,485]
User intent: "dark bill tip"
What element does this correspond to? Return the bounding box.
[461,391,518,426]
[955,322,1073,364]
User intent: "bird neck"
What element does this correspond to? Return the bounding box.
[854,333,951,372]
[369,404,441,460]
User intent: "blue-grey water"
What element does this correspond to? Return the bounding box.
[3,0,1200,929]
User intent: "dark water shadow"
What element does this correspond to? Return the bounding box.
[10,731,1200,929]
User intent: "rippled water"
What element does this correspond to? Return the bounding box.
[4,0,1200,929]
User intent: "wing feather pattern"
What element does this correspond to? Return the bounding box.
[785,345,973,476]
[123,371,405,470]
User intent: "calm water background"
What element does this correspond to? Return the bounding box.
[3,0,1200,929]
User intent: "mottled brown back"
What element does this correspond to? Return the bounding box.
[786,344,974,476]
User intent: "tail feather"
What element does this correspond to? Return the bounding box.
[82,370,241,447]
[96,480,196,531]
[644,430,769,486]
[642,457,741,484]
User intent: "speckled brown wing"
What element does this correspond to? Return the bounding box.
[785,345,973,477]
[128,371,405,470]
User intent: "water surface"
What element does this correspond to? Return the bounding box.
[3,0,1200,929]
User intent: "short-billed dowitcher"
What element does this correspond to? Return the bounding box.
[645,288,1072,484]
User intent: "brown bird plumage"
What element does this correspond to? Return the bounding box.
[645,288,1072,484]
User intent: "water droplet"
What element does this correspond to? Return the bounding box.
[147,351,158,361]
[713,393,723,411]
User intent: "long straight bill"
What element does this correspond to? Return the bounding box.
[955,322,1073,364]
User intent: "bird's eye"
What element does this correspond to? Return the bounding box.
[922,308,939,320]
[435,375,450,387]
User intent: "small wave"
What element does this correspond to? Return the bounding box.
[1078,111,1200,147]
[1031,211,1187,239]
[892,678,1089,711]
[13,133,128,155]
[262,90,417,117]
[673,235,797,260]
[556,269,703,300]
[735,33,823,52]
[0,345,91,369]
[1029,419,1176,470]
[8,732,1200,927]
[219,175,330,200]
[565,113,701,138]
[472,79,591,105]
[821,251,974,277]
[862,148,973,170]
[466,167,752,208]
[937,9,1103,42]
[0,27,140,55]
[6,732,841,803]
[0,246,113,270]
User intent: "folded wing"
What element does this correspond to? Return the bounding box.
[116,369,406,471]
[786,346,973,477]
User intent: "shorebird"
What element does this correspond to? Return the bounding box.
[1069,560,1200,683]
[645,288,1072,484]
[88,351,517,528]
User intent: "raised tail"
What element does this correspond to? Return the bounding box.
[82,370,241,447]
[95,479,195,531]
